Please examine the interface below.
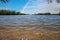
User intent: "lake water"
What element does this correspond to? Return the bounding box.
[0,15,60,30]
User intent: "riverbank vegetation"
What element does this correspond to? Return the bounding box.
[59,12,60,15]
[0,10,60,15]
[35,12,51,15]
[34,12,60,15]
[0,10,26,15]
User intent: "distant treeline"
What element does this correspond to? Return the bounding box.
[35,13,51,15]
[0,10,26,15]
[35,12,60,15]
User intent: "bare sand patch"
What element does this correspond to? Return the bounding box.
[0,28,60,40]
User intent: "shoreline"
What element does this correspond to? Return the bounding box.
[0,25,60,40]
[0,28,60,40]
[0,25,60,31]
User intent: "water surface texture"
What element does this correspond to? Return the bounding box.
[0,15,60,29]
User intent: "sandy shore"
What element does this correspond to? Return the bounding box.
[1,25,60,31]
[0,26,60,40]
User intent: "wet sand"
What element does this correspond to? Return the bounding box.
[1,25,60,31]
[0,25,60,40]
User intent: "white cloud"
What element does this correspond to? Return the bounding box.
[21,0,60,14]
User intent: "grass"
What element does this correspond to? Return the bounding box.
[0,27,60,40]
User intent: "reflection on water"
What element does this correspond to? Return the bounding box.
[0,15,60,27]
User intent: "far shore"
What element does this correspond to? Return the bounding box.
[0,10,60,15]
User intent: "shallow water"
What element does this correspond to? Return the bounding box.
[0,15,60,29]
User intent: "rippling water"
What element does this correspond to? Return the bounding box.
[0,15,60,28]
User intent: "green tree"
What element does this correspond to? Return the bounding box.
[16,12,20,15]
[59,12,60,15]
[0,10,26,15]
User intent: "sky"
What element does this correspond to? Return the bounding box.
[0,0,28,12]
[0,0,60,14]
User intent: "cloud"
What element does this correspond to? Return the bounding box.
[21,0,60,14]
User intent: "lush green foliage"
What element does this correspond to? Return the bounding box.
[35,12,51,15]
[35,12,60,15]
[0,10,26,15]
[59,12,60,15]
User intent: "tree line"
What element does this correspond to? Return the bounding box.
[35,12,60,15]
[0,10,26,15]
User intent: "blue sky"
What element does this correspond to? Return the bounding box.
[0,0,28,12]
[0,0,60,14]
